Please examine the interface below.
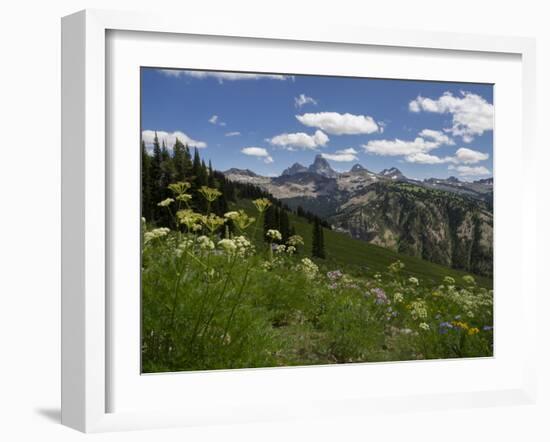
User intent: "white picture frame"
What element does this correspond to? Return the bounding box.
[61,9,538,433]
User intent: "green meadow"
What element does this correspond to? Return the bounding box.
[141,184,493,373]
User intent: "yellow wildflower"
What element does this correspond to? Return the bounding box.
[252,198,271,213]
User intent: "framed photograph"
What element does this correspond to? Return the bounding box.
[61,9,537,432]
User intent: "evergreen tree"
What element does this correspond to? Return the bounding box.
[312,218,326,259]
[172,138,187,181]
[141,140,152,222]
[263,205,277,241]
[150,132,163,222]
[279,209,291,242]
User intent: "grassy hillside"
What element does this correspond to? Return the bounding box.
[233,199,492,289]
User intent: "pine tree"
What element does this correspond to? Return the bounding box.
[279,209,291,242]
[172,138,187,181]
[141,140,152,222]
[150,132,162,222]
[263,204,277,241]
[312,218,326,259]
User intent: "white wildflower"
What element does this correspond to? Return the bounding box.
[144,227,170,244]
[287,235,304,247]
[408,276,419,286]
[197,235,215,250]
[266,229,282,241]
[409,299,428,320]
[274,244,286,254]
[299,258,318,279]
[157,198,175,207]
[393,292,404,303]
[218,238,237,253]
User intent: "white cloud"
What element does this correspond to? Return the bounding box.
[159,69,291,82]
[418,129,455,146]
[225,131,241,137]
[454,147,489,164]
[141,130,207,149]
[405,152,449,164]
[294,94,318,108]
[409,91,494,142]
[321,148,358,162]
[208,115,226,126]
[448,165,491,177]
[268,130,329,150]
[241,146,273,164]
[363,137,440,156]
[405,147,489,165]
[296,112,379,135]
[364,126,489,166]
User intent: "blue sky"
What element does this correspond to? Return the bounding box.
[141,68,493,180]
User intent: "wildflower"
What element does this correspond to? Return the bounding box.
[274,244,286,254]
[217,238,237,253]
[299,258,319,279]
[409,299,428,320]
[439,321,453,334]
[141,217,146,224]
[451,320,469,331]
[327,270,343,281]
[157,198,174,207]
[177,209,202,230]
[168,181,191,196]
[198,186,222,202]
[408,276,419,286]
[266,229,282,241]
[197,235,215,250]
[443,276,455,286]
[372,288,389,305]
[224,210,255,231]
[234,235,254,257]
[373,272,382,280]
[286,245,297,255]
[462,275,476,286]
[252,198,271,213]
[261,261,274,271]
[393,292,404,303]
[467,327,480,336]
[144,227,170,244]
[201,213,226,233]
[176,194,192,203]
[483,325,493,331]
[174,238,193,257]
[388,260,405,273]
[419,322,430,331]
[287,235,304,247]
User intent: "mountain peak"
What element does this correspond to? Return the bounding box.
[309,154,338,178]
[282,162,308,176]
[223,168,258,177]
[380,167,405,179]
[350,163,366,172]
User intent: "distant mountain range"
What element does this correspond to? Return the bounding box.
[223,154,493,276]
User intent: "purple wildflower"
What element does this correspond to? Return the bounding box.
[439,321,454,334]
[327,270,343,281]
[372,288,388,305]
[483,325,493,331]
